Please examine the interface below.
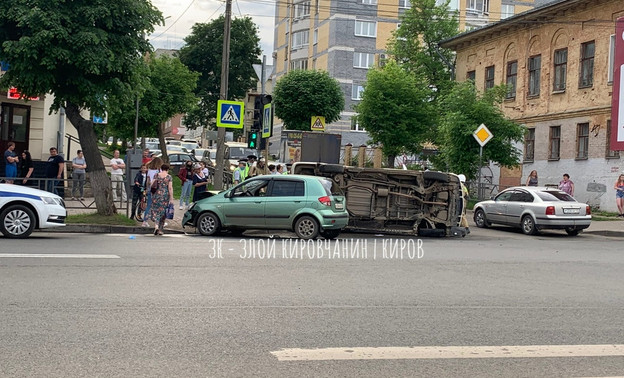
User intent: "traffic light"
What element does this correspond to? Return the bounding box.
[247,131,258,149]
[252,94,272,132]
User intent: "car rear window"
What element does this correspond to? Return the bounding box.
[535,190,575,202]
[320,178,343,196]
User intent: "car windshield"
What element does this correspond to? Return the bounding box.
[168,146,183,152]
[229,147,257,159]
[535,190,575,202]
[181,143,196,151]
[145,142,159,150]
[320,178,343,196]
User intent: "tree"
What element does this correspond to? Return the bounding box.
[273,70,344,131]
[355,62,432,166]
[178,16,261,130]
[0,0,163,215]
[432,81,525,179]
[388,0,459,101]
[107,55,199,162]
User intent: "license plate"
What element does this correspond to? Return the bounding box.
[335,203,344,209]
[563,208,580,214]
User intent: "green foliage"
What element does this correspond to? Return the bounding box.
[388,0,459,101]
[355,62,432,159]
[107,55,199,139]
[432,81,525,180]
[0,0,163,114]
[178,16,261,130]
[273,70,344,131]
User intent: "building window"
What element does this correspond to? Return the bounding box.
[528,55,541,97]
[466,70,476,81]
[313,29,318,45]
[549,126,560,160]
[362,0,377,4]
[501,4,514,19]
[505,61,517,99]
[351,117,366,131]
[553,48,567,91]
[353,52,375,68]
[579,41,594,88]
[290,59,308,71]
[576,122,589,159]
[399,0,411,8]
[484,65,495,90]
[524,128,535,162]
[609,34,615,83]
[467,0,489,14]
[292,30,309,49]
[352,84,364,100]
[606,120,620,158]
[294,1,311,18]
[355,21,376,37]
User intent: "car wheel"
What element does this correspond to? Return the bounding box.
[1,204,36,239]
[521,215,538,235]
[473,209,489,228]
[196,212,221,236]
[294,215,319,240]
[423,171,450,183]
[565,227,580,236]
[319,164,345,174]
[320,229,341,240]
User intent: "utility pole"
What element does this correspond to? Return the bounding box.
[213,0,232,190]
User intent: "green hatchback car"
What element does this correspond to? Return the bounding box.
[182,175,349,239]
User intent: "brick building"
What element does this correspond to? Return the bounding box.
[441,0,623,211]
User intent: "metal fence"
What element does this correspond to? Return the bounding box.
[0,176,130,215]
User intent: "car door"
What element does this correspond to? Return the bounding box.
[488,190,513,223]
[506,190,533,225]
[220,178,270,228]
[263,178,306,229]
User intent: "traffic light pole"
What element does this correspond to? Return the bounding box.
[213,0,232,190]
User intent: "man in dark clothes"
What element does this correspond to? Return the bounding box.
[46,147,65,194]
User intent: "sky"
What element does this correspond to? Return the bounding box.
[149,0,276,62]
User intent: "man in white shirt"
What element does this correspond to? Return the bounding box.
[110,150,127,201]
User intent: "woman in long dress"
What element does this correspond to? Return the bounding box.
[149,163,174,235]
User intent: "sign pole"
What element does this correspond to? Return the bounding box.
[478,145,483,200]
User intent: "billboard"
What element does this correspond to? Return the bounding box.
[610,17,624,150]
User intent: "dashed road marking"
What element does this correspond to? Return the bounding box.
[0,254,120,259]
[271,345,624,361]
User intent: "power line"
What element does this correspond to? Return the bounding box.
[151,0,198,39]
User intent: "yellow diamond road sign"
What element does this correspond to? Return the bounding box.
[311,116,326,131]
[473,123,493,147]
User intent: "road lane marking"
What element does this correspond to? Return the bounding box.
[271,345,624,361]
[0,254,120,259]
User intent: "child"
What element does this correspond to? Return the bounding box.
[131,164,148,220]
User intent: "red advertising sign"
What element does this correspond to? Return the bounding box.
[611,17,624,150]
[7,87,40,101]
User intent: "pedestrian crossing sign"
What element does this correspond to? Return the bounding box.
[217,100,244,129]
[311,116,326,131]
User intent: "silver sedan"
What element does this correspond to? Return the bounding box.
[473,186,591,236]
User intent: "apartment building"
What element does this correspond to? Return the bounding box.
[441,0,623,211]
[271,0,535,150]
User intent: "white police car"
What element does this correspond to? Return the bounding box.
[0,184,67,238]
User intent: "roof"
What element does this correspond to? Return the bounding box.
[440,0,593,49]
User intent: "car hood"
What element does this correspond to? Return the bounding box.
[0,184,62,200]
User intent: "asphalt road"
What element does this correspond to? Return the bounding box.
[1,228,623,377]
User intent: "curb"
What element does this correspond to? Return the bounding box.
[584,230,624,237]
[42,224,187,234]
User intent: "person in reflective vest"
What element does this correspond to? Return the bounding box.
[234,159,247,184]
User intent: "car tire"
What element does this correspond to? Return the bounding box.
[565,227,580,236]
[423,171,449,183]
[521,215,538,235]
[473,209,490,228]
[294,215,319,240]
[319,164,345,174]
[196,212,221,236]
[1,204,36,239]
[320,229,341,240]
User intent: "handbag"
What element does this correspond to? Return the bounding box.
[150,176,159,194]
[166,203,175,220]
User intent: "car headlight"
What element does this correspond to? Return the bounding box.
[41,196,63,206]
